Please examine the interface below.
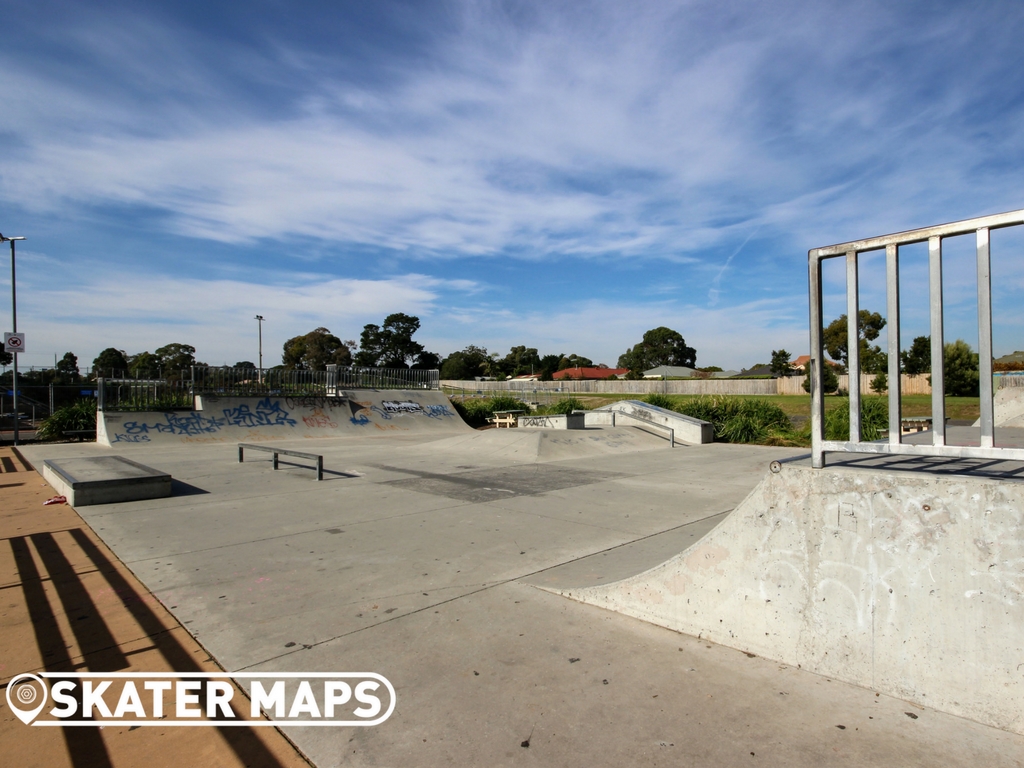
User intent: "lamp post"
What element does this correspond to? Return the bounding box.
[1,234,26,445]
[255,315,264,384]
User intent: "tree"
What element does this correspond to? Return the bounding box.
[538,354,561,381]
[500,346,541,378]
[354,313,435,368]
[943,339,979,396]
[870,372,888,393]
[54,352,80,384]
[233,360,257,369]
[92,348,130,377]
[618,327,696,374]
[770,349,792,378]
[803,362,840,394]
[282,328,353,370]
[557,353,593,371]
[901,336,930,375]
[440,345,491,380]
[822,310,887,373]
[155,343,197,373]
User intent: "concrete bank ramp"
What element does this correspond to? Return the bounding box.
[98,390,470,447]
[424,425,675,462]
[551,463,1024,735]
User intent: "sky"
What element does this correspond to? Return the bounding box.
[2,0,1024,372]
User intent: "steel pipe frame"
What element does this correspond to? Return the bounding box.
[808,207,1024,468]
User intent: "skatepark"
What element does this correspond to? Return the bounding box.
[4,383,1022,767]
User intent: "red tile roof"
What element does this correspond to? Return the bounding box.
[552,367,629,380]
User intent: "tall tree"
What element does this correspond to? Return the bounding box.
[155,343,198,373]
[354,313,435,368]
[282,328,353,370]
[618,327,696,373]
[92,348,130,377]
[1,349,13,367]
[901,336,930,375]
[557,353,593,371]
[822,310,887,373]
[440,345,492,379]
[769,349,792,378]
[54,352,80,384]
[942,339,979,396]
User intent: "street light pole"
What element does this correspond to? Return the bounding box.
[1,234,26,446]
[255,315,264,384]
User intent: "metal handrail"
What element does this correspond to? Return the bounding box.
[808,207,1024,468]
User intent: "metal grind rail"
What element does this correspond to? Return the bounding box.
[808,207,1024,468]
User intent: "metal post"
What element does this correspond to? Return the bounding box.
[886,244,901,444]
[3,236,26,445]
[808,254,825,467]
[977,227,994,448]
[255,315,264,385]
[845,250,861,442]
[928,235,946,446]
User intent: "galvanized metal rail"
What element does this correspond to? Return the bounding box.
[808,207,1024,468]
[237,443,323,481]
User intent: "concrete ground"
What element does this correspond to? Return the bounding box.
[13,427,1024,767]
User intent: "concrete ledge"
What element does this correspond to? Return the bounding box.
[43,456,172,506]
[517,413,586,430]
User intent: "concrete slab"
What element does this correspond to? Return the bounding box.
[16,431,1024,766]
[42,455,172,506]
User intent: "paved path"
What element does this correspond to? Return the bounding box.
[0,446,310,768]
[13,430,1024,767]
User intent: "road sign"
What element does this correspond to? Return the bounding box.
[3,332,25,354]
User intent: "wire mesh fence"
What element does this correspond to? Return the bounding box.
[96,366,440,411]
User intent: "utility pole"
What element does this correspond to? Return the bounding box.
[255,315,264,384]
[1,234,26,445]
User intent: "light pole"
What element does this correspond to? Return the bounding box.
[255,315,264,384]
[1,234,26,445]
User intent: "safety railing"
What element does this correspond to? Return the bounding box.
[808,207,1024,468]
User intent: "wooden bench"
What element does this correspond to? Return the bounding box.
[238,443,323,481]
[901,417,932,434]
[489,410,525,428]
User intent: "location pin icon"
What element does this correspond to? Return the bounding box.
[6,673,48,725]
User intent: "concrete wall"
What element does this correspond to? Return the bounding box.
[555,464,1024,735]
[97,390,469,446]
[517,413,586,430]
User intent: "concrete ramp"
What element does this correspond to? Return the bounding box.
[595,400,712,444]
[98,390,470,447]
[424,425,675,462]
[551,463,1024,735]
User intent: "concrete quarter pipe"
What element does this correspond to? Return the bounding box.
[552,461,1024,735]
[97,390,470,447]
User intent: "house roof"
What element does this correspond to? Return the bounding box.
[642,365,697,378]
[552,367,628,380]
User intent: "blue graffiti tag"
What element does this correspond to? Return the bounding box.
[110,433,151,443]
[222,398,297,428]
[122,413,226,437]
[423,404,455,420]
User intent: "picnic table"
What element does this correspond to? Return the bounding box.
[490,410,525,428]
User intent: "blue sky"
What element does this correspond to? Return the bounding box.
[2,0,1024,372]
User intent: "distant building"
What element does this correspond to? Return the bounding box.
[643,365,697,378]
[552,367,628,380]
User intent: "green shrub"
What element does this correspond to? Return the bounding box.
[869,372,887,393]
[673,396,792,444]
[548,397,586,415]
[822,397,889,441]
[643,393,675,409]
[38,399,97,441]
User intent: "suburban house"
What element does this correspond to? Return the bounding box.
[552,367,628,380]
[643,366,741,379]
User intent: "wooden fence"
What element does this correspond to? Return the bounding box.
[443,373,937,397]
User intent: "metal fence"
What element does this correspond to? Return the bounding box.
[98,366,440,411]
[808,207,1024,468]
